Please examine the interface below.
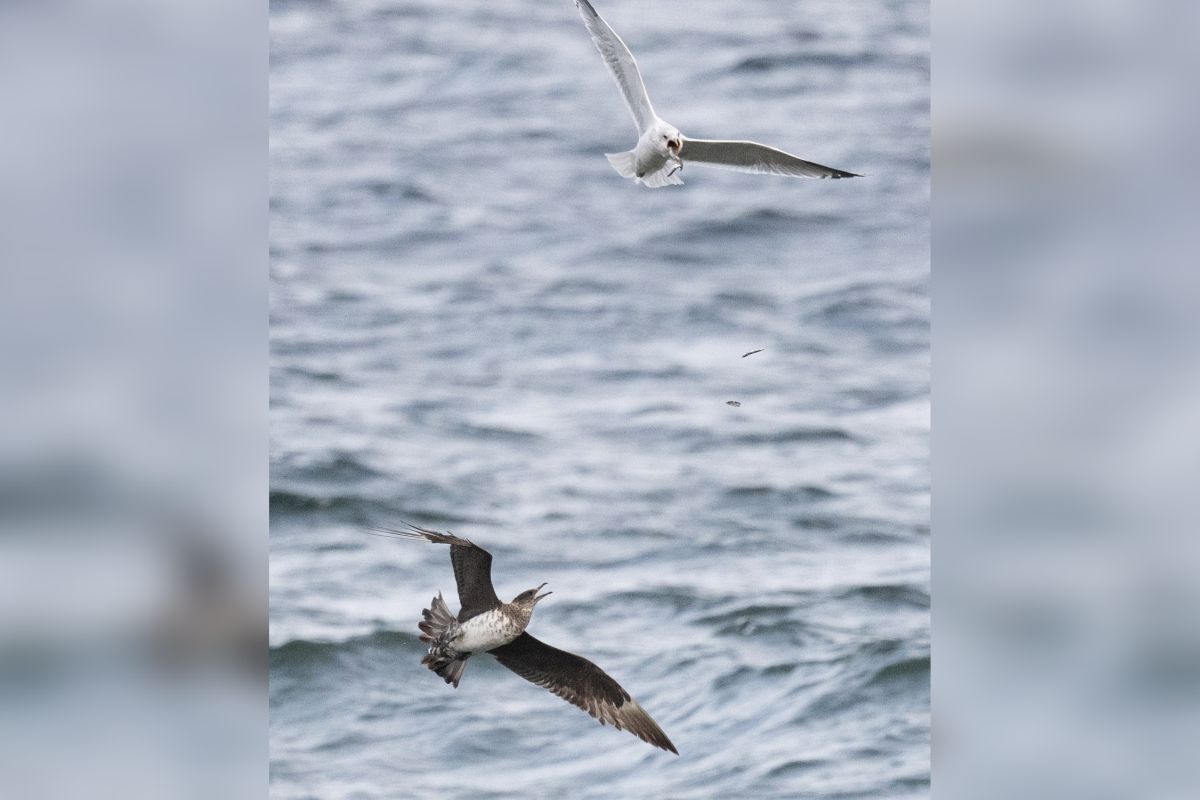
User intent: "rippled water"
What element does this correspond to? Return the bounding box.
[270,0,928,796]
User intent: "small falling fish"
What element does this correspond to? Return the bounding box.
[726,400,742,407]
[741,349,764,358]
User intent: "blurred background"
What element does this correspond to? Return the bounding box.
[936,1,1200,798]
[0,0,264,798]
[269,0,927,797]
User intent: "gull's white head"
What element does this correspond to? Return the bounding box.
[655,124,683,159]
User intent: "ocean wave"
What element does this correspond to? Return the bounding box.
[837,583,930,609]
[729,427,858,446]
[269,489,370,515]
[732,51,877,73]
[270,629,421,668]
[725,484,837,502]
[277,451,383,483]
[675,208,847,241]
[802,640,930,717]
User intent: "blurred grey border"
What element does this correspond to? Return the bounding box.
[3,0,1198,797]
[936,0,1200,797]
[0,0,265,798]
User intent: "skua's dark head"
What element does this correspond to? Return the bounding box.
[512,582,552,609]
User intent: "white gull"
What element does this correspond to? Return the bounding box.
[573,0,861,188]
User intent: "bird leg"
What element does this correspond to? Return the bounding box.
[666,139,683,176]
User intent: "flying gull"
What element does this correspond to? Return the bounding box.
[368,523,678,754]
[572,0,861,187]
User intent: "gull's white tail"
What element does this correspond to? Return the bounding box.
[605,150,638,178]
[639,164,684,188]
[605,150,684,188]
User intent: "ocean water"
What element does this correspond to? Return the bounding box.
[270,0,928,797]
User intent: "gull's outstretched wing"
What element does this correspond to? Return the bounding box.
[365,523,501,621]
[680,138,860,179]
[574,0,656,134]
[490,632,678,754]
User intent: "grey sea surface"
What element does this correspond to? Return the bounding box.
[270,0,928,797]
